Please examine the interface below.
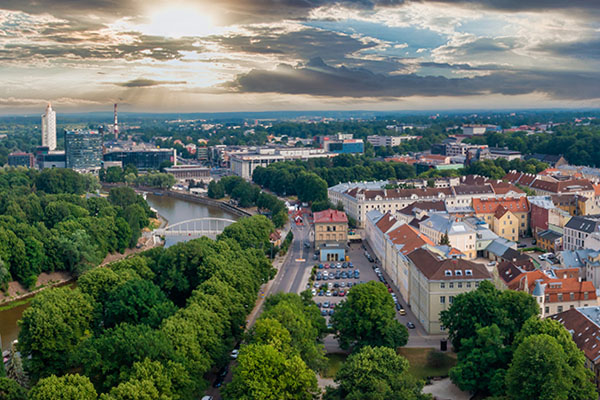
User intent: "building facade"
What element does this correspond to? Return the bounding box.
[313,209,348,261]
[64,130,102,171]
[419,214,477,259]
[103,149,176,171]
[407,248,491,334]
[41,103,56,151]
[563,216,600,251]
[7,152,34,168]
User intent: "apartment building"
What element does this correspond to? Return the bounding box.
[419,214,476,259]
[313,209,348,261]
[551,308,600,390]
[328,178,522,227]
[407,248,491,334]
[472,197,530,238]
[563,216,600,251]
[367,135,417,147]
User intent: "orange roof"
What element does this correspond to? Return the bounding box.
[507,269,597,303]
[539,168,560,176]
[376,212,399,234]
[313,209,348,224]
[594,184,600,196]
[386,224,434,255]
[473,197,529,215]
[494,205,510,219]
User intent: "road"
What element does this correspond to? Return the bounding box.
[204,211,315,399]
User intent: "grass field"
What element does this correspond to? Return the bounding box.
[322,348,455,380]
[322,353,348,378]
[398,348,456,380]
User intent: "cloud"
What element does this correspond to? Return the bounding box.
[116,78,187,87]
[419,0,600,12]
[230,57,600,100]
[536,39,600,60]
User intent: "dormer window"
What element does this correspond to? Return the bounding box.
[465,270,473,276]
[444,270,452,276]
[455,270,463,276]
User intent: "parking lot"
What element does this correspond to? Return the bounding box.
[311,241,420,334]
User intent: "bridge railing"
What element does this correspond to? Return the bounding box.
[153,217,237,237]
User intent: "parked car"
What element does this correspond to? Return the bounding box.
[406,322,416,329]
[398,307,407,316]
[354,269,360,278]
[326,290,332,297]
[316,302,322,308]
[323,301,330,308]
[341,272,348,279]
[336,263,342,269]
[338,290,345,296]
[304,241,311,248]
[328,309,335,316]
[311,288,317,296]
[318,264,324,269]
[321,309,328,316]
[230,349,239,359]
[517,243,527,248]
[487,261,497,266]
[319,290,324,296]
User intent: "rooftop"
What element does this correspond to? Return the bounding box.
[407,248,491,281]
[313,209,348,224]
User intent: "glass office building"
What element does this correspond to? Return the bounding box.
[103,149,176,170]
[65,129,103,171]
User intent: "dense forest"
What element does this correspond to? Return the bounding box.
[465,123,600,167]
[100,165,176,189]
[207,176,288,228]
[3,216,276,399]
[0,168,152,289]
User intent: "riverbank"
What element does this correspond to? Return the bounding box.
[101,183,253,218]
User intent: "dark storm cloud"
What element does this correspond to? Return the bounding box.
[230,57,600,100]
[213,27,405,73]
[536,39,600,60]
[0,35,202,62]
[116,79,187,87]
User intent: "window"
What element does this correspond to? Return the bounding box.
[449,296,454,304]
[440,283,445,289]
[557,293,563,301]
[467,282,472,288]
[440,296,446,304]
[585,292,589,300]
[449,282,454,289]
[465,269,473,276]
[458,282,462,288]
[475,282,479,287]
[440,326,446,331]
[557,305,563,313]
[545,294,550,302]
[570,292,575,301]
[444,270,452,276]
[545,306,549,314]
[455,270,462,276]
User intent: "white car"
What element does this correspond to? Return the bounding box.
[326,290,332,297]
[311,288,317,296]
[230,349,239,359]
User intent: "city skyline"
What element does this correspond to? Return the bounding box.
[0,1,599,114]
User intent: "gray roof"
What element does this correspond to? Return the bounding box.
[528,196,555,210]
[532,280,544,296]
[420,214,475,236]
[328,180,388,193]
[559,249,598,269]
[538,230,562,242]
[486,239,511,257]
[565,216,600,234]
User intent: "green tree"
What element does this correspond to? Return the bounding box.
[0,377,26,400]
[449,324,511,396]
[0,257,10,292]
[218,215,274,251]
[207,180,225,199]
[222,344,318,400]
[439,231,450,246]
[505,334,571,400]
[512,317,596,400]
[18,288,95,382]
[439,281,538,350]
[28,374,97,400]
[326,346,431,400]
[104,278,177,328]
[331,281,408,350]
[75,323,177,391]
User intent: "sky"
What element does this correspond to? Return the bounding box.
[0,0,599,114]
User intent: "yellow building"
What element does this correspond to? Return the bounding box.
[313,209,348,261]
[473,197,529,239]
[407,248,492,334]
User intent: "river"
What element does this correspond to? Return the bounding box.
[0,193,239,351]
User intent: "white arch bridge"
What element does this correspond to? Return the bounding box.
[153,217,237,238]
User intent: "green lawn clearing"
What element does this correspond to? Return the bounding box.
[322,353,348,378]
[398,347,456,380]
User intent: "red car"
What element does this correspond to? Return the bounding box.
[338,290,345,296]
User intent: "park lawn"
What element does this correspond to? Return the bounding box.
[398,347,456,380]
[322,353,348,378]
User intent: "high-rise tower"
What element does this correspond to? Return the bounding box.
[113,103,119,139]
[41,103,56,150]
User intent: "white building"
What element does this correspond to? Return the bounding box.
[230,147,337,180]
[462,125,487,135]
[41,103,56,150]
[367,135,418,147]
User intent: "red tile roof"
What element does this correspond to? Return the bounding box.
[313,209,348,224]
[551,309,600,365]
[473,197,529,215]
[375,212,398,234]
[507,269,596,303]
[386,224,434,255]
[407,248,491,281]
